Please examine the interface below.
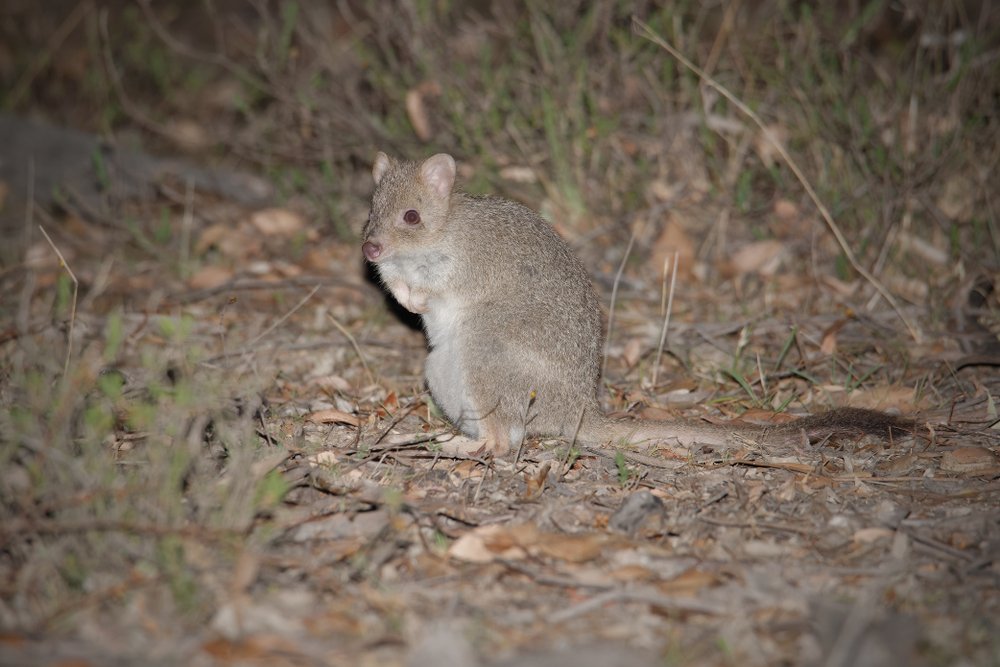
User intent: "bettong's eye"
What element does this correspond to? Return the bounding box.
[403,209,420,225]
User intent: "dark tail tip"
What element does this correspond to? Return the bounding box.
[795,407,915,441]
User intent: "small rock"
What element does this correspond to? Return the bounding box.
[608,490,664,536]
[874,499,907,528]
[406,622,478,667]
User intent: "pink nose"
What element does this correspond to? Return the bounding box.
[362,241,382,261]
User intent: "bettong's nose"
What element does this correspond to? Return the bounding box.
[362,241,382,261]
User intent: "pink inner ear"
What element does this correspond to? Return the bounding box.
[421,154,456,199]
[372,152,391,185]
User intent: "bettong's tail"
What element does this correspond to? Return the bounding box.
[576,407,913,448]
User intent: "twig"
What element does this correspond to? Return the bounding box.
[172,274,359,304]
[99,8,176,140]
[242,284,320,351]
[907,532,974,563]
[16,161,38,347]
[651,250,679,387]
[512,405,530,470]
[822,588,881,667]
[602,218,642,382]
[40,569,156,630]
[8,0,91,108]
[512,391,539,469]
[703,0,742,77]
[697,515,813,535]
[556,440,576,481]
[472,454,492,504]
[55,187,160,257]
[554,407,589,481]
[500,558,612,591]
[756,351,767,398]
[37,224,78,378]
[633,18,922,343]
[379,448,492,467]
[549,588,725,624]
[201,337,410,366]
[180,177,195,278]
[136,0,278,101]
[353,403,425,451]
[583,446,685,471]
[0,518,239,542]
[327,313,375,385]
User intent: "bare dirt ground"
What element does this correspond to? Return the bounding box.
[1,3,999,666]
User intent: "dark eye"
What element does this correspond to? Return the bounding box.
[403,209,420,225]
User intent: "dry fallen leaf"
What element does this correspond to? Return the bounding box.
[820,316,851,356]
[523,462,550,500]
[728,239,785,277]
[194,223,229,255]
[313,375,353,394]
[936,174,977,222]
[770,198,817,239]
[292,511,392,543]
[307,451,339,469]
[448,459,485,482]
[846,385,923,412]
[609,564,657,583]
[897,231,948,266]
[499,165,537,183]
[853,527,894,544]
[753,123,789,167]
[229,549,261,594]
[738,408,798,424]
[188,264,234,290]
[650,213,696,279]
[647,178,681,202]
[449,525,526,563]
[533,531,609,563]
[820,275,860,297]
[657,568,723,596]
[195,222,262,259]
[448,523,610,565]
[947,531,976,551]
[250,208,306,237]
[165,118,210,152]
[405,80,442,142]
[773,198,800,221]
[622,338,644,368]
[202,630,307,660]
[305,408,361,427]
[940,447,998,474]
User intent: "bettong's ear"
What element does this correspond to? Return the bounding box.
[419,153,457,200]
[372,151,392,185]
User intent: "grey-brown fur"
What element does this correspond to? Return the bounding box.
[362,152,913,453]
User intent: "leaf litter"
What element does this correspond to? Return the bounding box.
[1,3,999,667]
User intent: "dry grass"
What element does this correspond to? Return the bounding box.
[1,1,999,665]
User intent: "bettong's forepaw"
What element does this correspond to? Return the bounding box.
[432,434,511,457]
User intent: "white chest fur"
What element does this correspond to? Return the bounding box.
[422,296,461,348]
[422,297,479,438]
[381,249,453,292]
